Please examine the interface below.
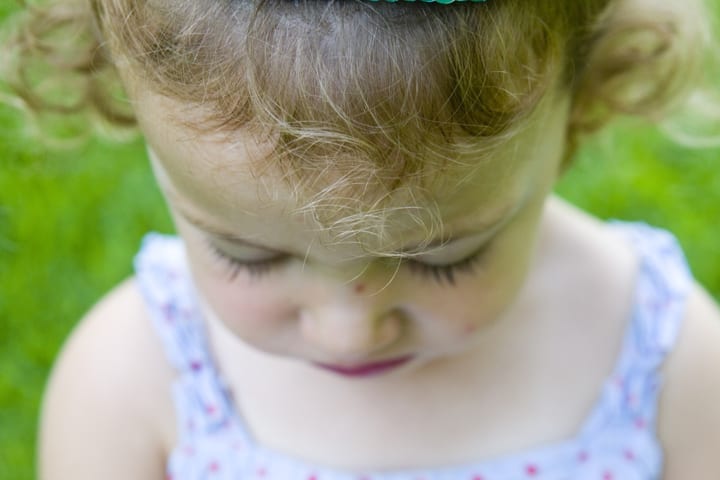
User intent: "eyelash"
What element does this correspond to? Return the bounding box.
[206,240,490,285]
[406,247,487,286]
[206,242,287,281]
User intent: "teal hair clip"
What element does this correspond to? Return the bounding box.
[367,0,486,3]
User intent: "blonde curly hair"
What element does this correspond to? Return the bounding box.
[1,0,714,245]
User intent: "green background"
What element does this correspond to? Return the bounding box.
[1,2,719,479]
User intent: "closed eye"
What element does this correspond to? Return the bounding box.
[206,240,287,280]
[406,241,492,286]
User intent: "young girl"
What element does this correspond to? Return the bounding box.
[9,0,720,478]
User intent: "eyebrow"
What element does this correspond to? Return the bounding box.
[175,205,287,253]
[174,199,522,255]
[402,206,518,254]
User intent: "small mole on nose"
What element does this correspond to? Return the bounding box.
[354,283,366,294]
[463,324,478,334]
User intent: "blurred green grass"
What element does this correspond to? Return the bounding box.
[1,3,720,480]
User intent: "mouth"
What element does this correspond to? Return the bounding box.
[313,355,415,378]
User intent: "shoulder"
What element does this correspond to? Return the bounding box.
[544,200,720,477]
[658,283,720,478]
[39,278,177,480]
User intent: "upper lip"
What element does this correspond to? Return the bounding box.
[313,355,415,376]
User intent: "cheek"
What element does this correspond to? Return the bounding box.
[421,279,515,333]
[187,254,298,341]
[416,231,537,339]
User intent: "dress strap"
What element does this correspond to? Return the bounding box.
[134,233,211,373]
[582,222,693,438]
[615,222,692,372]
[134,233,237,436]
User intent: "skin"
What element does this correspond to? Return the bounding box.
[38,74,720,478]
[141,89,567,374]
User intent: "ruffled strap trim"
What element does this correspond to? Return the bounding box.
[134,233,210,371]
[616,222,692,370]
[134,233,238,436]
[582,222,692,438]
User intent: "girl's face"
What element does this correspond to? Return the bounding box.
[133,85,570,377]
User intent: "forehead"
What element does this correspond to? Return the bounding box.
[134,86,568,252]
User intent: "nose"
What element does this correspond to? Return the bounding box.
[299,295,404,360]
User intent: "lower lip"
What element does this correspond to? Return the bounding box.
[314,356,415,378]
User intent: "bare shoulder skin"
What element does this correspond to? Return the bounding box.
[38,279,176,480]
[659,283,720,479]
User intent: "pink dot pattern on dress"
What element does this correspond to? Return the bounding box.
[525,464,540,476]
[171,441,652,480]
